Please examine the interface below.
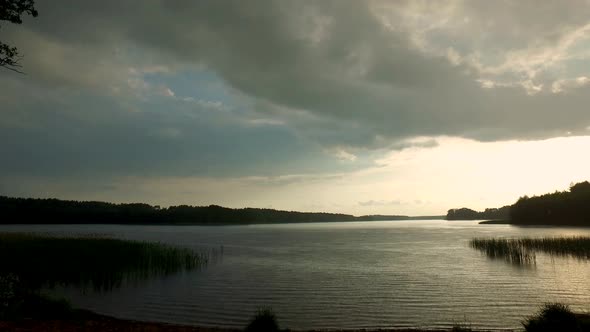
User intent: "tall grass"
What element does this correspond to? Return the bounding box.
[470,236,590,265]
[0,233,210,292]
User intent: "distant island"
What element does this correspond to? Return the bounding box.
[446,206,510,220]
[0,196,444,225]
[448,181,590,227]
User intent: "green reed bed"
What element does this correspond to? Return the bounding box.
[0,233,210,292]
[470,236,590,265]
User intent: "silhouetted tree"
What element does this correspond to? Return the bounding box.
[510,181,590,226]
[0,0,38,72]
[0,196,380,225]
[446,206,510,220]
[570,181,590,194]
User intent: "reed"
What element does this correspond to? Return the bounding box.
[470,236,590,265]
[0,232,210,292]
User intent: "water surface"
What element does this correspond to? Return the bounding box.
[2,220,589,330]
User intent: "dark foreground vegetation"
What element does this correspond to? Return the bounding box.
[1,299,588,331]
[244,308,280,332]
[0,196,442,225]
[450,181,590,226]
[0,232,214,326]
[470,236,590,265]
[0,233,209,297]
[522,303,590,332]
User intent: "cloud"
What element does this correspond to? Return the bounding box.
[161,87,175,97]
[551,76,590,93]
[245,118,285,126]
[0,85,341,178]
[2,0,590,182]
[326,148,358,162]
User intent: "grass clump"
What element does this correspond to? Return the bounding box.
[470,237,536,265]
[245,308,280,332]
[0,232,210,292]
[523,303,590,332]
[470,236,590,265]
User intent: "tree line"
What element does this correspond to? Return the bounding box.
[447,181,590,226]
[510,181,590,226]
[0,196,432,225]
[446,206,510,220]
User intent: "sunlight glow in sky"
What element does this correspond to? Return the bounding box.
[2,1,590,215]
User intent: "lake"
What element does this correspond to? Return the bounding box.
[1,220,590,330]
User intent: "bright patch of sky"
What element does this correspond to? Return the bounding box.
[4,136,589,215]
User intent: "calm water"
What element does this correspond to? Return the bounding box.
[2,220,590,330]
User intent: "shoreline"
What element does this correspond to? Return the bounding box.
[0,308,240,332]
[0,218,447,227]
[4,306,590,332]
[479,220,511,225]
[0,306,513,332]
[479,219,590,227]
[0,318,511,332]
[2,288,589,332]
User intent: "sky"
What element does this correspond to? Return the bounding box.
[1,0,590,216]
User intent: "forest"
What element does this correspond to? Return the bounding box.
[446,206,510,220]
[448,181,590,226]
[0,196,434,225]
[510,181,590,226]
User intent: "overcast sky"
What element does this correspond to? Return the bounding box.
[2,0,590,215]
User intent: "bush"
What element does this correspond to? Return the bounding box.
[0,273,20,319]
[523,303,581,332]
[245,308,280,332]
[0,293,73,320]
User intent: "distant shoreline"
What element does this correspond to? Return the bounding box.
[479,219,590,227]
[0,218,446,227]
[0,195,444,226]
[0,308,511,332]
[479,219,511,225]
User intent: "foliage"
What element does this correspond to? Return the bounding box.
[446,206,510,220]
[2,293,73,320]
[1,273,75,320]
[0,0,38,72]
[0,273,18,318]
[0,0,37,23]
[522,303,587,332]
[244,308,280,332]
[0,195,420,225]
[0,233,209,292]
[510,181,590,226]
[452,180,590,226]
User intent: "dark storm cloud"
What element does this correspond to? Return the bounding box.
[2,0,590,180]
[0,87,344,177]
